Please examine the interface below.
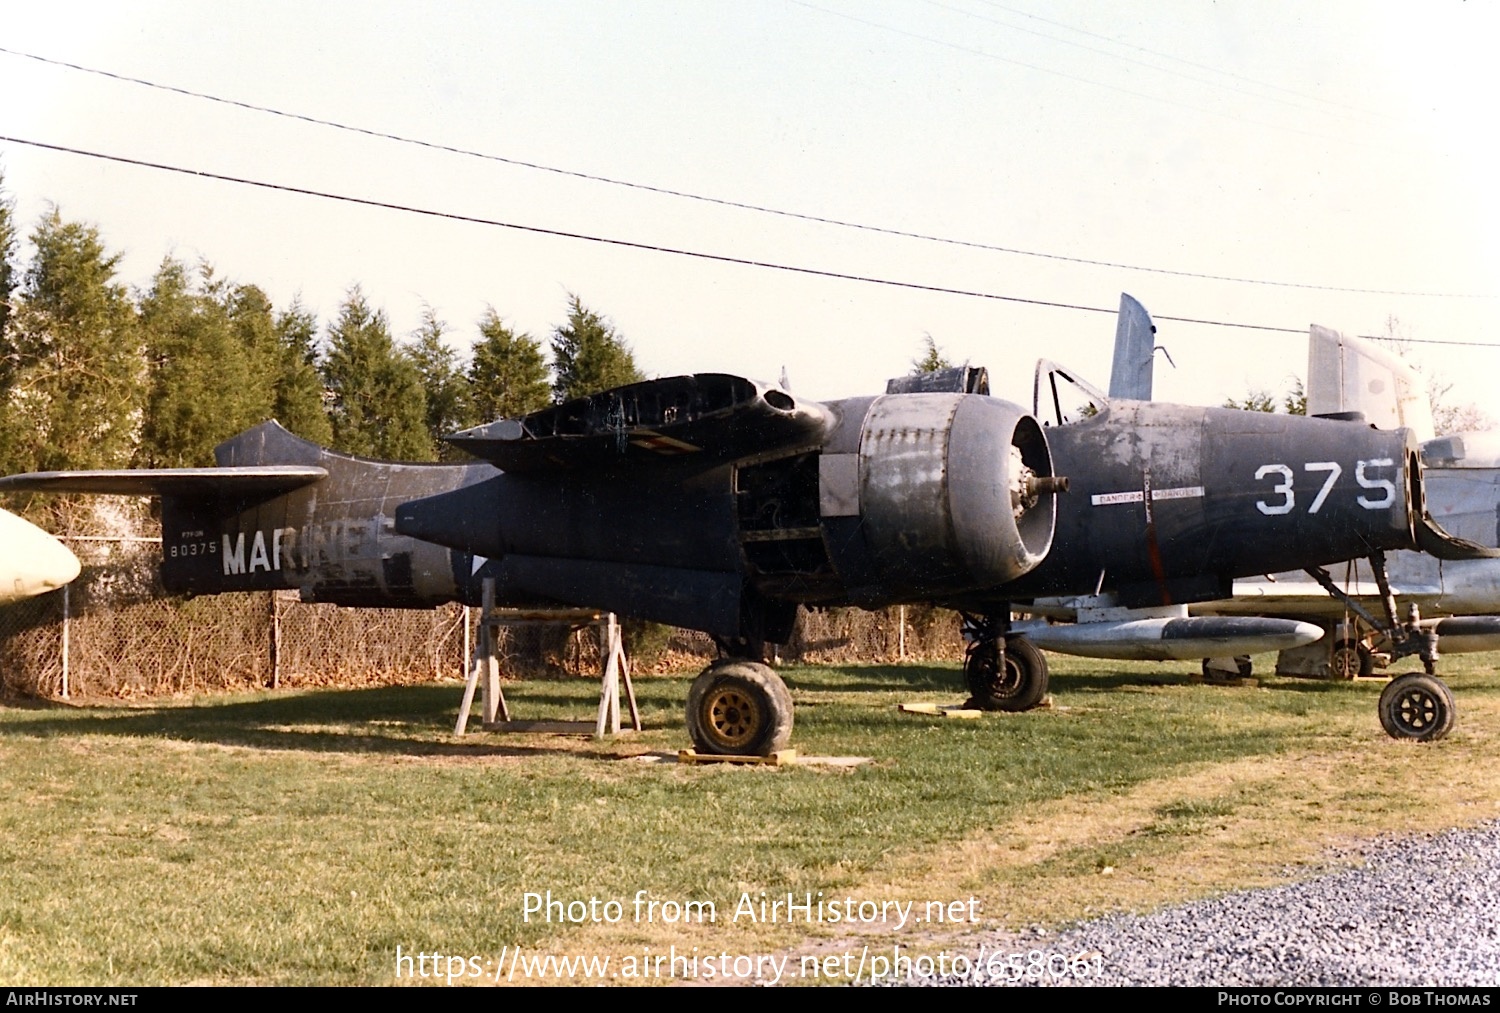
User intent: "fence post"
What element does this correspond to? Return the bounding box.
[61,583,71,700]
[268,592,281,689]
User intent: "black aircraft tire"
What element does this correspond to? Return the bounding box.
[1378,673,1456,742]
[1201,656,1252,682]
[685,660,794,756]
[965,635,1049,712]
[1331,640,1374,680]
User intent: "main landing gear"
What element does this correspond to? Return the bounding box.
[961,613,1049,712]
[1307,551,1454,742]
[685,658,794,757]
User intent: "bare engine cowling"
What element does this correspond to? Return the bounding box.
[834,393,1061,600]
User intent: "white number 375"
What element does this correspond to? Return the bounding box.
[1254,459,1396,516]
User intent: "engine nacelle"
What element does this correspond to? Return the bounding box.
[822,393,1059,601]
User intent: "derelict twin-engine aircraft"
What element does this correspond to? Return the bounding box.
[0,333,1488,749]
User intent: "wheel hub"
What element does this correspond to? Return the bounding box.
[1393,687,1439,733]
[705,688,760,749]
[998,657,1022,693]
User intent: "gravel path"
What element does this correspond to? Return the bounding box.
[924,821,1500,987]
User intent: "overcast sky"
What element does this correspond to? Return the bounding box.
[2,1,1496,414]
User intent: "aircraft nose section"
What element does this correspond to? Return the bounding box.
[0,509,81,603]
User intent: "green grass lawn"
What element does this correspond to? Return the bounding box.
[3,654,1499,985]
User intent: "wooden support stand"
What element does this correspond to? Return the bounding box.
[897,702,983,718]
[454,579,641,738]
[677,749,798,767]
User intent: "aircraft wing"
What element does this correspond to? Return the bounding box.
[446,373,832,473]
[0,466,328,497]
[1194,578,1445,618]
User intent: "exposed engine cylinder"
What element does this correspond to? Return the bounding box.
[856,393,1058,596]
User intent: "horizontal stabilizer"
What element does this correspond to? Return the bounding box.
[0,466,328,498]
[1015,616,1324,661]
[447,373,830,473]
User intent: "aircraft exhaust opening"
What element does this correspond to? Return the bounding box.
[763,389,795,412]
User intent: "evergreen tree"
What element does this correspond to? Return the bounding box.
[910,334,952,374]
[1223,390,1280,413]
[0,208,143,475]
[270,300,334,446]
[225,282,284,402]
[550,294,643,403]
[470,307,549,421]
[1283,377,1308,416]
[409,306,477,458]
[0,173,16,350]
[320,286,432,460]
[1223,379,1307,415]
[138,259,277,467]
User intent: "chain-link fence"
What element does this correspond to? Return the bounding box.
[0,535,478,698]
[787,603,964,665]
[0,538,965,700]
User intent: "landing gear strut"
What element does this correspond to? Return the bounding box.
[961,613,1049,711]
[1307,551,1453,741]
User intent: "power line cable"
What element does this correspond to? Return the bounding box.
[791,2,1375,148]
[918,0,1387,125]
[6,134,1498,350]
[0,44,1485,300]
[969,0,1391,122]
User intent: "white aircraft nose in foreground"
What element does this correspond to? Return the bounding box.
[0,509,80,604]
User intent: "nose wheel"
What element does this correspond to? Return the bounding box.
[1378,673,1455,742]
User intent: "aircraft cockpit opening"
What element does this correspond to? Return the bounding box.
[1031,359,1108,428]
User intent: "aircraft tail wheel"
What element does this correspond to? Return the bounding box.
[685,660,794,756]
[964,634,1048,712]
[1331,639,1374,680]
[1378,672,1455,742]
